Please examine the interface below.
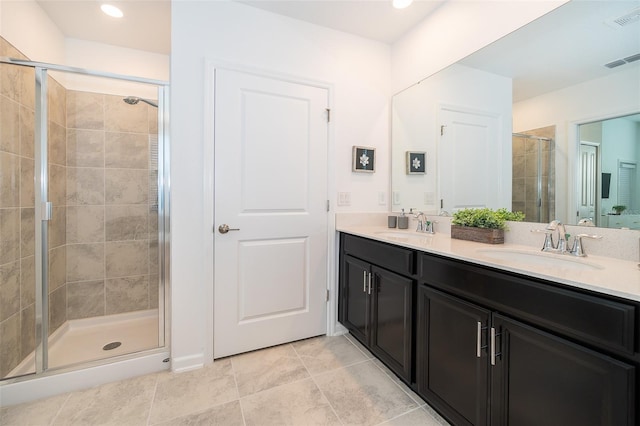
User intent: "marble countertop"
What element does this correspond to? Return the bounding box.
[338,225,640,302]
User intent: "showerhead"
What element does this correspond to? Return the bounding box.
[123,96,158,108]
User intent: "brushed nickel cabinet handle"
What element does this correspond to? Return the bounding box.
[363,271,367,293]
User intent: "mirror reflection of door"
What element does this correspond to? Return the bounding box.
[578,142,599,226]
[578,114,640,229]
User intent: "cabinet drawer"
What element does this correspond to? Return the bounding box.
[419,253,637,355]
[342,234,415,276]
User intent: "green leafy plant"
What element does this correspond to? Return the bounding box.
[612,205,627,214]
[452,208,525,230]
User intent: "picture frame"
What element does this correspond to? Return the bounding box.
[352,146,375,173]
[406,151,426,174]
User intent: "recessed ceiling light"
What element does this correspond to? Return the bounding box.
[101,4,123,18]
[392,0,413,9]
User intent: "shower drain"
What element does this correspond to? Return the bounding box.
[102,342,122,351]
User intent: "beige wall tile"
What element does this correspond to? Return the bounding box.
[105,241,148,278]
[67,243,104,282]
[0,152,20,207]
[49,285,66,335]
[66,205,105,244]
[20,157,34,207]
[21,208,35,258]
[66,129,104,167]
[67,91,104,130]
[0,260,20,322]
[0,95,20,154]
[149,240,159,273]
[19,66,35,110]
[48,121,66,166]
[19,106,34,159]
[0,313,19,377]
[105,132,149,169]
[105,169,148,205]
[20,255,35,307]
[148,107,158,134]
[48,245,66,292]
[67,280,105,319]
[105,205,147,241]
[48,206,66,250]
[0,208,20,264]
[20,304,35,360]
[149,274,159,309]
[48,164,66,206]
[104,95,147,133]
[148,210,159,240]
[67,167,104,205]
[47,77,66,127]
[106,275,148,314]
[0,62,20,102]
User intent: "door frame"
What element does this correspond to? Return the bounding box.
[203,61,335,364]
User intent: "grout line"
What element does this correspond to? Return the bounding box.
[48,392,72,426]
[228,354,248,426]
[290,341,345,426]
[145,373,161,426]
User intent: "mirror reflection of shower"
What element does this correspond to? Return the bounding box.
[512,128,556,223]
[123,96,158,108]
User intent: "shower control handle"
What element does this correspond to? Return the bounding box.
[218,224,240,234]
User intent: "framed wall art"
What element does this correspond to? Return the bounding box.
[352,146,375,173]
[406,151,426,174]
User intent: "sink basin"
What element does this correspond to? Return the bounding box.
[375,231,432,240]
[475,248,603,270]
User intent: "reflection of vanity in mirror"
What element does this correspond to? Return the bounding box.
[391,0,640,229]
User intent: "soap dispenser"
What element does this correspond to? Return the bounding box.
[398,209,409,229]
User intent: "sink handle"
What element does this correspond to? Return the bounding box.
[531,228,555,251]
[570,234,602,257]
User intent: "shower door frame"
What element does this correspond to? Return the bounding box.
[0,57,170,378]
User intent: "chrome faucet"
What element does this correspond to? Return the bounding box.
[547,220,568,253]
[414,211,435,234]
[533,220,602,256]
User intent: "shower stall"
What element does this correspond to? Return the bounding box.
[0,45,169,390]
[512,131,555,223]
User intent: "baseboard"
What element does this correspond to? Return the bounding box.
[170,353,205,373]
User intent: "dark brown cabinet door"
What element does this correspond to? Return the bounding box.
[340,255,370,345]
[370,266,413,382]
[491,313,636,426]
[417,286,491,426]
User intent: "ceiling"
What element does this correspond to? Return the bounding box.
[34,0,445,55]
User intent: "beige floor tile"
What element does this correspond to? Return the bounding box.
[0,393,69,426]
[343,333,375,359]
[231,343,309,397]
[148,359,238,424]
[378,407,445,426]
[241,378,340,426]
[422,405,451,425]
[292,335,368,375]
[314,360,417,426]
[152,400,244,426]
[52,373,157,426]
[371,358,424,406]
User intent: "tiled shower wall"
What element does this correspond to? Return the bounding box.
[0,37,159,377]
[512,125,556,223]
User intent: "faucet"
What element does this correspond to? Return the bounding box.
[414,211,435,234]
[547,220,569,253]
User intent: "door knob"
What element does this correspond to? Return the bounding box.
[218,224,240,234]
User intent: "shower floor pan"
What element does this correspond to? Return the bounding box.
[8,309,159,378]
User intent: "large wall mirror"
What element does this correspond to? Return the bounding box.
[391,0,640,229]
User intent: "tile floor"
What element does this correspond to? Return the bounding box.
[0,334,451,426]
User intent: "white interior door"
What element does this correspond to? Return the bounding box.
[578,143,598,223]
[213,68,329,358]
[439,106,502,213]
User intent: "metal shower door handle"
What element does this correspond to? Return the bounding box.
[218,224,240,234]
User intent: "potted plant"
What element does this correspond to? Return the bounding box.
[451,208,525,244]
[612,205,626,215]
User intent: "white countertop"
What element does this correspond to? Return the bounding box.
[338,225,640,302]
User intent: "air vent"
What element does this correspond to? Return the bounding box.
[606,7,640,28]
[624,53,640,63]
[605,59,626,69]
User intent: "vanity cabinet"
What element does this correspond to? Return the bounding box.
[417,253,637,426]
[337,232,639,425]
[339,234,415,382]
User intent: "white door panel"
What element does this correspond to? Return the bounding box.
[214,68,328,358]
[439,107,501,213]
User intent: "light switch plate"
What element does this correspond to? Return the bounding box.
[338,192,351,206]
